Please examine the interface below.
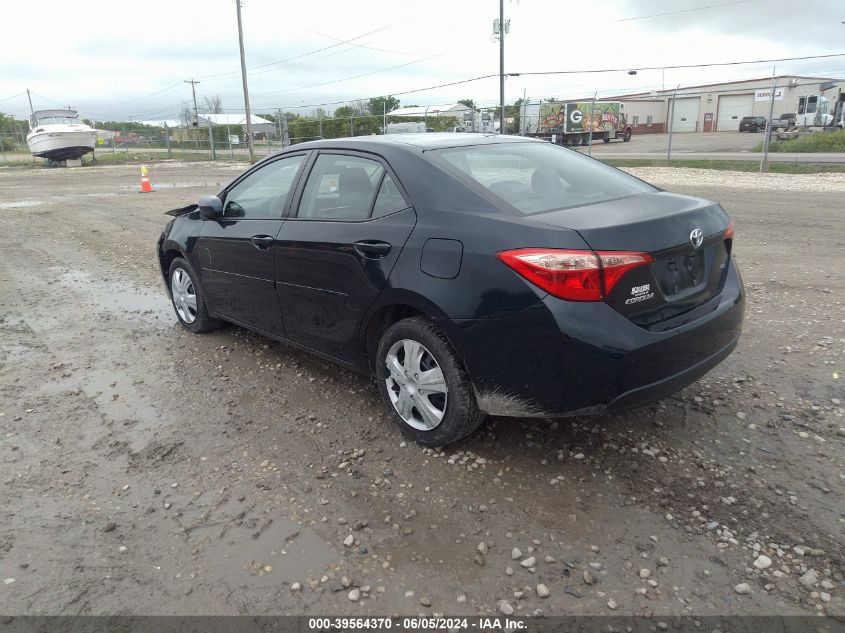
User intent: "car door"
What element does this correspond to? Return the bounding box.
[275,151,416,362]
[197,152,308,334]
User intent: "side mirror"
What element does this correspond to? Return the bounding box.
[198,195,223,219]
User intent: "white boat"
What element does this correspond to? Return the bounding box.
[26,109,98,161]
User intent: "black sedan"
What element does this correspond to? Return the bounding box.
[158,134,744,446]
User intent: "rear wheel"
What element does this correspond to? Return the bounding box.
[168,257,221,333]
[623,129,632,142]
[376,317,483,446]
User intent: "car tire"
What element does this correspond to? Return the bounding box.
[376,317,484,447]
[623,129,632,142]
[168,257,221,333]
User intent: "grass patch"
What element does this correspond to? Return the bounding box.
[89,151,225,165]
[602,158,845,174]
[752,130,845,153]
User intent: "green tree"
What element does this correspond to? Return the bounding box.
[507,98,525,134]
[458,99,476,110]
[368,96,400,115]
[333,105,357,119]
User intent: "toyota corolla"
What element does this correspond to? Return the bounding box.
[157,134,744,446]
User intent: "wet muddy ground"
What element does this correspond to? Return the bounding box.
[0,162,842,618]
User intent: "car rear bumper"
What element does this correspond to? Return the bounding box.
[450,259,744,418]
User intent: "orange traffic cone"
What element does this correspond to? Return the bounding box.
[139,165,154,193]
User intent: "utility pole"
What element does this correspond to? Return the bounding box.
[206,115,216,160]
[236,0,256,163]
[184,79,200,125]
[498,0,506,134]
[760,66,777,174]
[667,85,679,163]
[276,108,282,147]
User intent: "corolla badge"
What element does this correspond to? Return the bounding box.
[689,228,704,249]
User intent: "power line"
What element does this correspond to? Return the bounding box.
[247,55,441,98]
[508,52,845,77]
[91,82,185,109]
[0,91,26,104]
[216,40,390,82]
[613,0,754,23]
[245,74,498,111]
[33,50,845,122]
[306,28,422,57]
[197,26,392,82]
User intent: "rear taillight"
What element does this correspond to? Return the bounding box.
[724,220,734,240]
[497,248,653,302]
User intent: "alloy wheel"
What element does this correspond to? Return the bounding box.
[171,268,197,324]
[385,339,448,431]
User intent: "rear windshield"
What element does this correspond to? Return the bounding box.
[431,141,656,215]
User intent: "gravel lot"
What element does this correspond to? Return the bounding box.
[0,161,842,619]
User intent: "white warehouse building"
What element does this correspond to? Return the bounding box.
[612,75,845,133]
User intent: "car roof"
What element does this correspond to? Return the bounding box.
[288,133,542,153]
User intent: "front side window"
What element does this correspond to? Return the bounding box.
[807,96,818,114]
[224,155,305,219]
[432,142,656,215]
[297,154,386,220]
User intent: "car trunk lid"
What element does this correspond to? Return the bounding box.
[530,191,733,327]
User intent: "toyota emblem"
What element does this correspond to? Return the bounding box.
[689,228,704,249]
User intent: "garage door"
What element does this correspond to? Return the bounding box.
[717,93,754,131]
[669,97,700,132]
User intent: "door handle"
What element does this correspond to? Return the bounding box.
[250,235,275,250]
[354,240,392,258]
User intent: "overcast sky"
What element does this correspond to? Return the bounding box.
[1,0,843,121]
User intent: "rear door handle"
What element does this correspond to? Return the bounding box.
[354,240,392,258]
[250,235,275,250]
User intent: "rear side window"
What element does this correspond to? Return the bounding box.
[371,174,408,218]
[433,142,655,215]
[297,154,384,221]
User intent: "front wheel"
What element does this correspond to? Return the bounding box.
[376,317,484,446]
[168,257,221,333]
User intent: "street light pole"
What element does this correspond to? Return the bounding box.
[236,0,256,163]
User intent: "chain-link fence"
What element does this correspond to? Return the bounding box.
[0,110,468,165]
[2,76,843,169]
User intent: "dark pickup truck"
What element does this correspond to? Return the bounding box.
[770,113,797,129]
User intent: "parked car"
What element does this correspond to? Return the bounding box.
[770,113,797,129]
[739,116,767,132]
[157,134,744,446]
